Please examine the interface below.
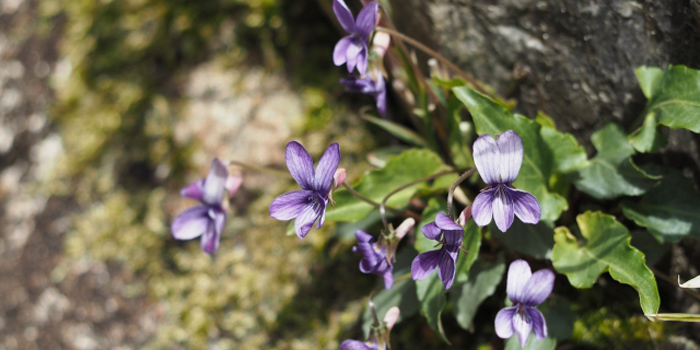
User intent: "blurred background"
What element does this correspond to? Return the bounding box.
[2,0,700,349]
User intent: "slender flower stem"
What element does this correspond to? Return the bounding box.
[341,183,421,221]
[380,170,457,232]
[225,160,290,177]
[375,26,490,97]
[447,168,476,219]
[651,267,700,302]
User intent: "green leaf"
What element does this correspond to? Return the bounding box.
[622,168,700,243]
[454,220,481,284]
[452,253,505,330]
[569,123,657,200]
[495,221,555,259]
[327,149,450,222]
[453,87,567,222]
[539,123,589,174]
[629,112,667,153]
[416,275,449,343]
[504,334,556,350]
[552,211,660,315]
[630,65,700,152]
[362,115,429,148]
[635,66,664,99]
[362,247,420,337]
[539,297,575,339]
[446,94,474,169]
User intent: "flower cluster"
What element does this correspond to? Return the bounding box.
[333,0,387,117]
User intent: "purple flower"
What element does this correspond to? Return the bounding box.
[352,230,394,289]
[410,213,463,290]
[340,72,387,117]
[333,0,378,75]
[172,158,234,255]
[269,141,340,238]
[495,259,554,348]
[472,130,542,232]
[340,340,379,350]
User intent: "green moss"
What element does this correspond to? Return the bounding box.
[572,307,668,349]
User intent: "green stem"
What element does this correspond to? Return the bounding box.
[375,26,490,97]
[341,183,421,222]
[379,170,457,232]
[447,168,476,219]
[225,160,290,177]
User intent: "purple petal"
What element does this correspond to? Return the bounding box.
[512,189,541,224]
[411,250,441,281]
[344,39,364,73]
[313,143,341,195]
[472,189,495,227]
[202,158,228,205]
[438,250,457,289]
[493,186,515,233]
[494,306,516,339]
[334,36,354,66]
[355,45,368,75]
[507,259,532,304]
[333,0,356,33]
[201,208,225,254]
[442,230,463,248]
[497,130,524,183]
[180,179,204,200]
[513,306,533,348]
[285,141,314,190]
[435,212,463,231]
[383,269,394,289]
[269,190,314,220]
[374,75,387,117]
[521,269,555,306]
[421,222,442,240]
[340,340,373,350]
[294,201,322,238]
[355,2,378,38]
[171,206,209,240]
[473,133,500,185]
[526,307,548,339]
[355,230,373,243]
[316,199,328,229]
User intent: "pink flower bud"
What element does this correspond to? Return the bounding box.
[333,168,347,189]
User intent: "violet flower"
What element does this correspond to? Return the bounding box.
[340,340,379,350]
[172,158,238,255]
[341,306,399,350]
[495,259,554,348]
[333,0,378,75]
[340,72,386,117]
[472,130,542,232]
[269,141,340,238]
[352,230,393,289]
[410,213,463,290]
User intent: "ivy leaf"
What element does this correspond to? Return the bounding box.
[362,115,429,148]
[622,169,700,243]
[452,253,505,330]
[630,65,700,152]
[327,149,451,222]
[536,114,589,173]
[454,220,481,284]
[495,221,555,260]
[552,211,660,315]
[453,87,567,222]
[568,123,657,200]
